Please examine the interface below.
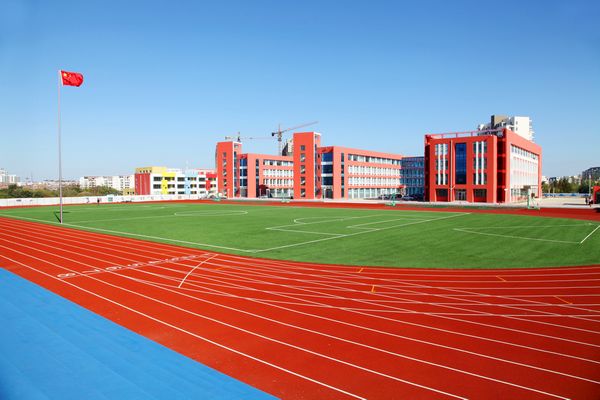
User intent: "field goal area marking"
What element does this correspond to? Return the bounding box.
[453,223,600,245]
[1,211,470,254]
[256,212,471,253]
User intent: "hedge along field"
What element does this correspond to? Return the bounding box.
[1,202,599,269]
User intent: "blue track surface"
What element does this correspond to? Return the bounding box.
[0,269,277,400]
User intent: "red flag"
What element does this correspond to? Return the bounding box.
[60,70,84,87]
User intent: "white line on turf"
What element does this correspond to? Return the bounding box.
[0,214,257,252]
[1,212,466,254]
[256,213,470,253]
[580,225,600,244]
[454,223,600,245]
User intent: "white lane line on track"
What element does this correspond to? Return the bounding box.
[231,253,600,316]
[207,252,600,327]
[1,225,596,394]
[2,219,599,360]
[214,254,600,339]
[0,249,467,400]
[0,237,588,397]
[1,222,600,396]
[3,220,599,350]
[178,254,219,288]
[7,222,596,390]
[122,267,600,392]
[5,219,600,344]
[0,255,368,400]
[128,264,600,380]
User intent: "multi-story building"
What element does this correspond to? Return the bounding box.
[240,154,294,198]
[79,175,135,193]
[425,117,542,203]
[216,132,404,200]
[478,115,534,141]
[400,156,425,198]
[0,168,20,186]
[582,167,600,182]
[134,166,218,196]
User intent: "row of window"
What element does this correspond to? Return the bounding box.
[434,143,448,155]
[401,161,424,169]
[262,179,294,187]
[263,160,293,166]
[262,169,293,177]
[348,177,401,186]
[347,165,400,176]
[510,153,539,188]
[434,174,488,185]
[511,144,538,161]
[347,154,401,165]
[348,188,398,199]
[402,178,424,187]
[402,169,424,178]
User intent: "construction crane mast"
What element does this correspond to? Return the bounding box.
[272,121,318,155]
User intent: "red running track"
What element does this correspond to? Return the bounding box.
[1,216,599,399]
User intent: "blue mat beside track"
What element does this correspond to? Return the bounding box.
[0,269,277,400]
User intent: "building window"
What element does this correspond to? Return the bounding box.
[300,145,306,151]
[455,143,467,184]
[474,189,487,198]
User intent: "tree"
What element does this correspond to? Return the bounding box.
[556,177,574,193]
[542,182,550,193]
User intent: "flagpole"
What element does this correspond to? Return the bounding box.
[58,70,63,224]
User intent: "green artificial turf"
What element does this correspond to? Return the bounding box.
[2,202,599,269]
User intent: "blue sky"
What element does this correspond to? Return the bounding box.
[1,0,598,180]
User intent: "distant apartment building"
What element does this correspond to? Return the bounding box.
[478,115,534,141]
[0,168,20,186]
[79,175,135,193]
[425,115,542,203]
[216,132,403,200]
[400,156,425,197]
[134,166,218,196]
[582,166,600,182]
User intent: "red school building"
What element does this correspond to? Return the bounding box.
[216,132,404,200]
[424,128,542,203]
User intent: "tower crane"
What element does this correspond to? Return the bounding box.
[271,121,318,155]
[224,132,271,143]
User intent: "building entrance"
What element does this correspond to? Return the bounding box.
[455,189,467,201]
